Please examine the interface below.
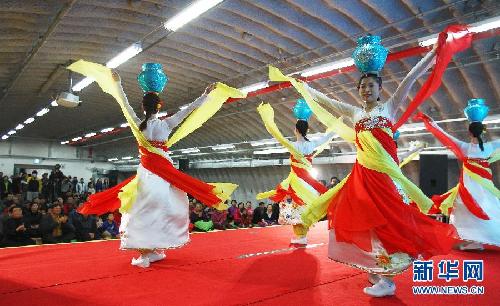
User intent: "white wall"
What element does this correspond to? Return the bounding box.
[0,138,114,179]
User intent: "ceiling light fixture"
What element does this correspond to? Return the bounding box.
[106,42,143,69]
[239,81,268,94]
[101,127,114,133]
[72,77,94,92]
[212,144,236,150]
[36,108,50,117]
[300,58,355,77]
[164,0,224,32]
[181,148,201,154]
[24,117,35,124]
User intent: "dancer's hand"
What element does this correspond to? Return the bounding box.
[111,71,121,83]
[414,112,431,122]
[204,83,217,95]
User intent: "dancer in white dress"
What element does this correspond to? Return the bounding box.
[256,104,333,244]
[69,60,241,268]
[416,110,500,251]
[120,86,210,266]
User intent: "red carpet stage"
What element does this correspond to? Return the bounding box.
[0,221,498,306]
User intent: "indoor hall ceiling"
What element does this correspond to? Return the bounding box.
[0,0,498,161]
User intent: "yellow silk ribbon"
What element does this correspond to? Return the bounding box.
[255,103,322,205]
[167,83,247,147]
[268,66,355,143]
[301,174,350,228]
[438,186,459,216]
[356,129,433,213]
[464,163,500,199]
[257,103,310,166]
[399,150,421,168]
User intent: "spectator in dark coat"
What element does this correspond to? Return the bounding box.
[0,176,12,200]
[252,202,267,226]
[40,204,75,244]
[263,204,278,225]
[73,212,98,242]
[2,206,36,247]
[25,203,42,238]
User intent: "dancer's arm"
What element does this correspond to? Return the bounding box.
[112,72,141,125]
[428,120,467,149]
[398,141,425,161]
[311,132,335,149]
[415,112,467,154]
[387,48,436,114]
[164,95,208,129]
[164,84,215,129]
[303,83,359,118]
[490,139,500,150]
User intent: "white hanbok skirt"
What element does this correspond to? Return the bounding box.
[119,165,190,250]
[450,174,500,246]
[328,230,413,275]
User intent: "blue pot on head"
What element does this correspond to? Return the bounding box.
[464,98,489,122]
[137,63,168,93]
[293,98,313,121]
[352,35,388,74]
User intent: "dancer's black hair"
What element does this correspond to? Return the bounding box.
[295,120,309,141]
[469,122,485,151]
[139,93,161,131]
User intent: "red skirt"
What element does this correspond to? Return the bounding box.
[328,161,458,259]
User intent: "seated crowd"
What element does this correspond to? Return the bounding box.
[1,168,341,246]
[0,168,117,248]
[189,199,280,232]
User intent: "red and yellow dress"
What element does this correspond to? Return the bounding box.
[267,50,457,274]
[68,60,244,250]
[255,104,332,225]
[302,107,458,274]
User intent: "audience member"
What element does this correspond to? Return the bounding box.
[25,203,42,238]
[2,206,36,247]
[26,170,41,201]
[252,202,267,227]
[190,203,213,232]
[0,176,12,199]
[263,204,278,226]
[99,213,119,239]
[209,207,229,230]
[76,178,87,195]
[40,204,75,244]
[73,207,98,242]
[328,176,340,189]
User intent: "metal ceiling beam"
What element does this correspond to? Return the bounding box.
[0,0,76,105]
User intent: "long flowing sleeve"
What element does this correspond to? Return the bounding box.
[428,120,467,150]
[116,86,141,126]
[415,112,466,160]
[387,49,436,115]
[164,94,208,129]
[311,132,335,149]
[303,83,359,119]
[490,139,500,151]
